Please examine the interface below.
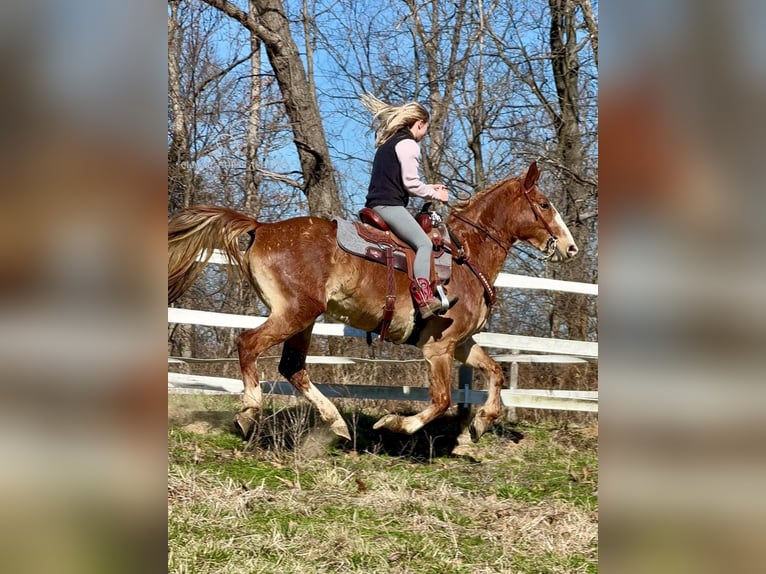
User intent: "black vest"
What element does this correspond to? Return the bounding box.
[365,129,414,208]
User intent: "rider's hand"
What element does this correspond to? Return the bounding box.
[431,184,449,203]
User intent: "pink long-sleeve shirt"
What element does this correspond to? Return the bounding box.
[395,138,438,200]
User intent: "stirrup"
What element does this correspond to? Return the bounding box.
[434,284,459,312]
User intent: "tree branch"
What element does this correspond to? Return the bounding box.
[200,0,280,44]
[192,52,253,101]
[574,0,598,68]
[539,156,598,189]
[256,168,303,190]
[485,25,561,127]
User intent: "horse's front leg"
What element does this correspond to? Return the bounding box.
[373,343,455,435]
[455,339,505,442]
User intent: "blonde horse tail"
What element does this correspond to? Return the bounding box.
[168,206,259,303]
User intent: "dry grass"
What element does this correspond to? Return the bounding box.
[168,394,598,573]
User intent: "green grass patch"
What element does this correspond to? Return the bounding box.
[168,394,598,573]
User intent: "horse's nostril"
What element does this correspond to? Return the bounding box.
[568,245,578,256]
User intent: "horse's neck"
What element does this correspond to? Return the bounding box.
[454,181,519,276]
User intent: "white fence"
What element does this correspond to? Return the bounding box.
[168,252,598,412]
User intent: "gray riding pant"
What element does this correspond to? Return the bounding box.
[372,205,432,280]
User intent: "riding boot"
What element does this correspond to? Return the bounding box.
[409,278,445,319]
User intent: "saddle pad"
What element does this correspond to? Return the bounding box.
[334,217,452,281]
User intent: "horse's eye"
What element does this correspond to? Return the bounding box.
[540,203,549,209]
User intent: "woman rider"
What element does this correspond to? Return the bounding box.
[361,93,450,319]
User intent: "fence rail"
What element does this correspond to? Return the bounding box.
[168,372,598,412]
[168,251,598,413]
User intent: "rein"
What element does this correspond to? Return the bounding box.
[441,212,501,306]
[451,212,511,255]
[428,177,563,305]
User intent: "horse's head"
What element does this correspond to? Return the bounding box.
[516,162,578,261]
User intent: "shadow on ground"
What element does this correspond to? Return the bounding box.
[171,400,525,462]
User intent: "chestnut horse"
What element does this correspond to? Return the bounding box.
[168,162,578,442]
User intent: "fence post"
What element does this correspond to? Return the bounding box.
[505,349,519,421]
[458,364,473,424]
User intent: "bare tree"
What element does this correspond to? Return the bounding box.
[477,1,597,340]
[168,0,193,212]
[401,0,472,181]
[201,0,342,218]
[244,0,262,215]
[575,0,598,68]
[168,0,261,359]
[546,0,596,340]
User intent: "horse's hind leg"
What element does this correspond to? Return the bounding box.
[279,324,351,441]
[234,319,286,437]
[455,339,504,442]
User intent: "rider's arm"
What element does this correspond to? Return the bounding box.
[395,139,442,200]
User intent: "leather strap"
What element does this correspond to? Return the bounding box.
[452,212,511,255]
[379,246,397,341]
[463,257,497,306]
[437,223,495,305]
[522,186,558,239]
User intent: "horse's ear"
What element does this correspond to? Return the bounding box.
[524,161,540,189]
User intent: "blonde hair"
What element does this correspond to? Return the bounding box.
[360,93,430,148]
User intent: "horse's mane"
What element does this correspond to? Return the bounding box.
[452,176,518,214]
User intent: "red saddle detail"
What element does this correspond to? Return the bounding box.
[358,209,439,251]
[416,212,432,234]
[358,208,389,231]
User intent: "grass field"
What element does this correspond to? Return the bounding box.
[168,394,598,573]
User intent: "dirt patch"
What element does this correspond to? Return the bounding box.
[168,393,239,430]
[182,421,219,435]
[296,426,341,459]
[553,424,599,450]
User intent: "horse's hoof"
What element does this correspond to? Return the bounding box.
[234,409,258,438]
[469,416,493,443]
[330,418,352,442]
[373,414,403,432]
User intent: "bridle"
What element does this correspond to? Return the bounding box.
[450,183,559,260]
[522,184,559,259]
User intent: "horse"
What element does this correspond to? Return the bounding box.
[168,161,578,442]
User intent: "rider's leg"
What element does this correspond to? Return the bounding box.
[372,205,442,318]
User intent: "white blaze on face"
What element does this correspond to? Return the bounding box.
[551,205,578,257]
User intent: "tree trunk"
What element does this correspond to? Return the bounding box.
[244,1,262,216]
[404,0,468,182]
[168,0,193,211]
[548,0,591,341]
[469,0,487,191]
[201,0,342,218]
[575,0,598,68]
